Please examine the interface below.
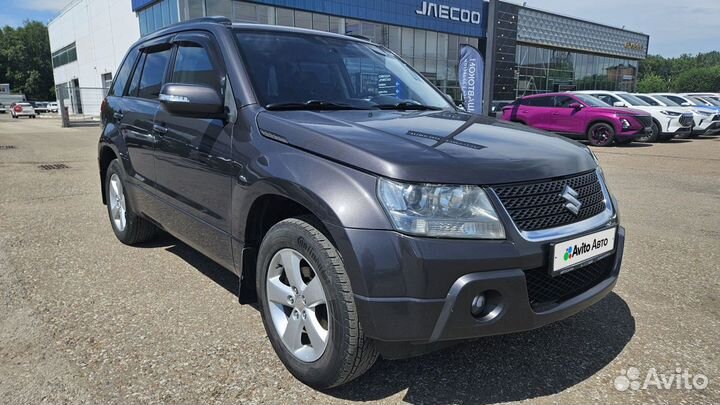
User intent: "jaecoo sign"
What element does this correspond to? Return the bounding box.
[415,1,483,25]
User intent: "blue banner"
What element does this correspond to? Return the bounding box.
[458,44,484,114]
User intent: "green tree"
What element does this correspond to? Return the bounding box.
[0,21,54,100]
[671,66,720,92]
[637,73,669,93]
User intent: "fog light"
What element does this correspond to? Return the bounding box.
[471,294,486,317]
[620,118,631,129]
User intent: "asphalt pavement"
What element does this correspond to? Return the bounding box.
[0,114,718,404]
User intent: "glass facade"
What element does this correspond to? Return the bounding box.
[514,44,638,97]
[139,0,180,36]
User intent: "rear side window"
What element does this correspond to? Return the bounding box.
[126,53,146,97]
[521,96,553,107]
[665,95,687,105]
[138,48,172,99]
[636,95,660,106]
[109,48,138,97]
[172,44,221,91]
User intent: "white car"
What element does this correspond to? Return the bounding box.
[634,94,714,137]
[10,102,36,119]
[573,90,694,142]
[684,93,720,104]
[47,101,59,113]
[649,93,720,135]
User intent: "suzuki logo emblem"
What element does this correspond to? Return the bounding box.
[560,185,582,215]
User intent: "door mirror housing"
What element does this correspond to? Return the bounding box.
[612,101,626,107]
[159,83,224,116]
[568,102,583,110]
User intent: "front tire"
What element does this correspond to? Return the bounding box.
[104,159,156,245]
[587,122,615,147]
[257,218,378,389]
[637,121,660,142]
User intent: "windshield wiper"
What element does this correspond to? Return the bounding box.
[265,100,368,111]
[374,102,443,111]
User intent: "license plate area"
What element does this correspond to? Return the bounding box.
[550,227,616,276]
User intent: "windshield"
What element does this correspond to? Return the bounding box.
[233,30,452,110]
[573,94,610,107]
[653,95,678,106]
[616,93,650,106]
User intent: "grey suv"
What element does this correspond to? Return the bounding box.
[98,17,625,389]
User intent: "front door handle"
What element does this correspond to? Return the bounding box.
[153,124,168,134]
[113,112,124,121]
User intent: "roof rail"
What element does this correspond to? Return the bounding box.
[184,16,232,25]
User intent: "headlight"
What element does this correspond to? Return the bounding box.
[660,110,682,116]
[620,118,631,129]
[377,178,505,239]
[694,109,712,116]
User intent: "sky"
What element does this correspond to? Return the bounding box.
[0,0,718,57]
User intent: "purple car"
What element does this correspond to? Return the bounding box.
[501,92,652,146]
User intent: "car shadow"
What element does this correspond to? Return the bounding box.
[327,293,634,404]
[138,234,635,405]
[137,232,241,298]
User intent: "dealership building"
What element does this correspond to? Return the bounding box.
[48,0,649,114]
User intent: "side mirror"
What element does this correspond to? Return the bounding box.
[159,83,224,116]
[613,101,626,107]
[568,102,583,110]
[681,102,691,106]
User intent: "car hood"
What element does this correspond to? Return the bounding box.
[256,110,597,185]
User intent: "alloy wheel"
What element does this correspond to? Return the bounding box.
[108,173,127,232]
[266,248,330,362]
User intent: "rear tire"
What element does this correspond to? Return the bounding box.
[587,122,615,147]
[257,218,378,389]
[104,159,157,245]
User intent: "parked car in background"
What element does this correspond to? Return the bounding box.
[649,93,720,135]
[682,94,720,108]
[33,101,49,114]
[47,101,59,113]
[10,102,36,118]
[0,103,6,113]
[574,91,693,142]
[634,93,715,137]
[501,92,651,146]
[684,93,720,103]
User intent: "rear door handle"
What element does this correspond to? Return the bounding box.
[153,124,168,134]
[113,112,124,121]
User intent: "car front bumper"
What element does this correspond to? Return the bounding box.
[331,221,624,345]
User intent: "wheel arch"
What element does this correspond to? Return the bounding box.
[98,145,120,205]
[586,119,617,135]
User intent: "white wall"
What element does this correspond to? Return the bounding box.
[49,0,141,115]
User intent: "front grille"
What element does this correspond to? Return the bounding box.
[679,114,694,127]
[492,171,606,231]
[524,255,614,311]
[636,115,652,127]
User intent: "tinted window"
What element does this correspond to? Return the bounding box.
[138,48,172,99]
[666,95,688,105]
[110,48,138,97]
[126,53,146,97]
[555,96,576,107]
[636,95,660,106]
[522,96,553,107]
[595,94,619,105]
[172,45,220,90]
[573,94,609,107]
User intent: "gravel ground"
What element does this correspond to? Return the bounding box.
[0,115,718,405]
